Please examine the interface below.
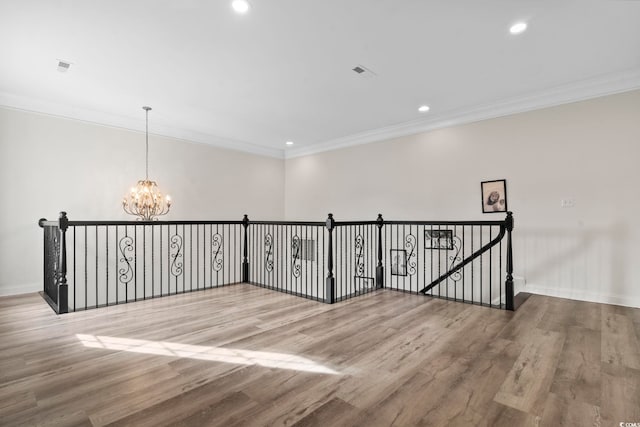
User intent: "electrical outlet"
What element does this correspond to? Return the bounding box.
[560,198,575,208]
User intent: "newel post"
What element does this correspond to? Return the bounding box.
[242,214,250,283]
[505,211,514,311]
[376,213,384,289]
[57,212,69,314]
[325,213,336,304]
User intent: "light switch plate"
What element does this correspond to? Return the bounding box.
[560,198,575,208]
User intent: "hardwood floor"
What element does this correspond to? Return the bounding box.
[0,285,639,426]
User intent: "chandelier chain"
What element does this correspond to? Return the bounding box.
[122,106,171,221]
[145,106,150,180]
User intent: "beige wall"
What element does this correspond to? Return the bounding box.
[3,90,640,307]
[285,90,640,307]
[0,107,284,295]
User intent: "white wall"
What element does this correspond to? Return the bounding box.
[285,90,640,308]
[0,107,284,296]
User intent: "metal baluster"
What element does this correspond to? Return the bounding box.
[480,226,483,305]
[73,226,77,311]
[489,226,493,307]
[152,225,156,297]
[437,225,441,298]
[429,225,433,296]
[134,225,138,301]
[95,226,98,308]
[85,225,88,308]
[160,224,164,297]
[471,226,474,304]
[499,235,503,308]
[453,225,456,302]
[422,225,426,296]
[462,226,465,303]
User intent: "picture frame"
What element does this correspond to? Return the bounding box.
[390,249,407,276]
[353,276,375,291]
[425,230,453,250]
[481,179,507,214]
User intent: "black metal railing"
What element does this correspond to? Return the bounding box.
[381,214,514,309]
[39,213,243,313]
[39,211,514,314]
[248,220,327,302]
[332,220,380,302]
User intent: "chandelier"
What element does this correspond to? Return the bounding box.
[122,106,171,221]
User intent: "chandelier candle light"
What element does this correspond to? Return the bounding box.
[122,106,171,220]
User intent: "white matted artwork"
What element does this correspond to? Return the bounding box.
[425,230,453,250]
[390,249,407,276]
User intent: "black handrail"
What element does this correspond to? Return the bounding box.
[384,219,506,226]
[333,221,379,226]
[66,220,244,226]
[249,220,325,226]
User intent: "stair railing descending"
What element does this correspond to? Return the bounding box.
[39,211,514,313]
[379,212,515,310]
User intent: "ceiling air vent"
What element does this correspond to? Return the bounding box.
[352,64,377,78]
[57,60,71,72]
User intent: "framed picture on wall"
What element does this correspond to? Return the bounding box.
[481,179,507,213]
[390,249,407,276]
[425,230,453,250]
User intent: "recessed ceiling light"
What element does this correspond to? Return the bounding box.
[418,105,430,113]
[285,141,294,146]
[510,22,527,35]
[232,0,250,14]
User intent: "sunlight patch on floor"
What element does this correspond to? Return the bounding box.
[76,334,338,375]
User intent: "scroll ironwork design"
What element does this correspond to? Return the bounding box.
[170,234,183,277]
[448,236,463,282]
[212,233,223,272]
[118,235,134,285]
[291,235,301,278]
[355,234,365,277]
[405,234,417,276]
[51,229,60,278]
[43,227,61,302]
[265,233,274,273]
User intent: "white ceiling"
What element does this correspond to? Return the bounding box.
[1,0,639,158]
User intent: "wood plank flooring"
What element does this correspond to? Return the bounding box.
[0,285,639,426]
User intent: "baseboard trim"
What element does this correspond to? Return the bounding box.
[523,284,640,309]
[0,283,40,297]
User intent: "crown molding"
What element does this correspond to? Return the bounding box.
[0,92,285,159]
[3,67,639,161]
[285,67,640,159]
